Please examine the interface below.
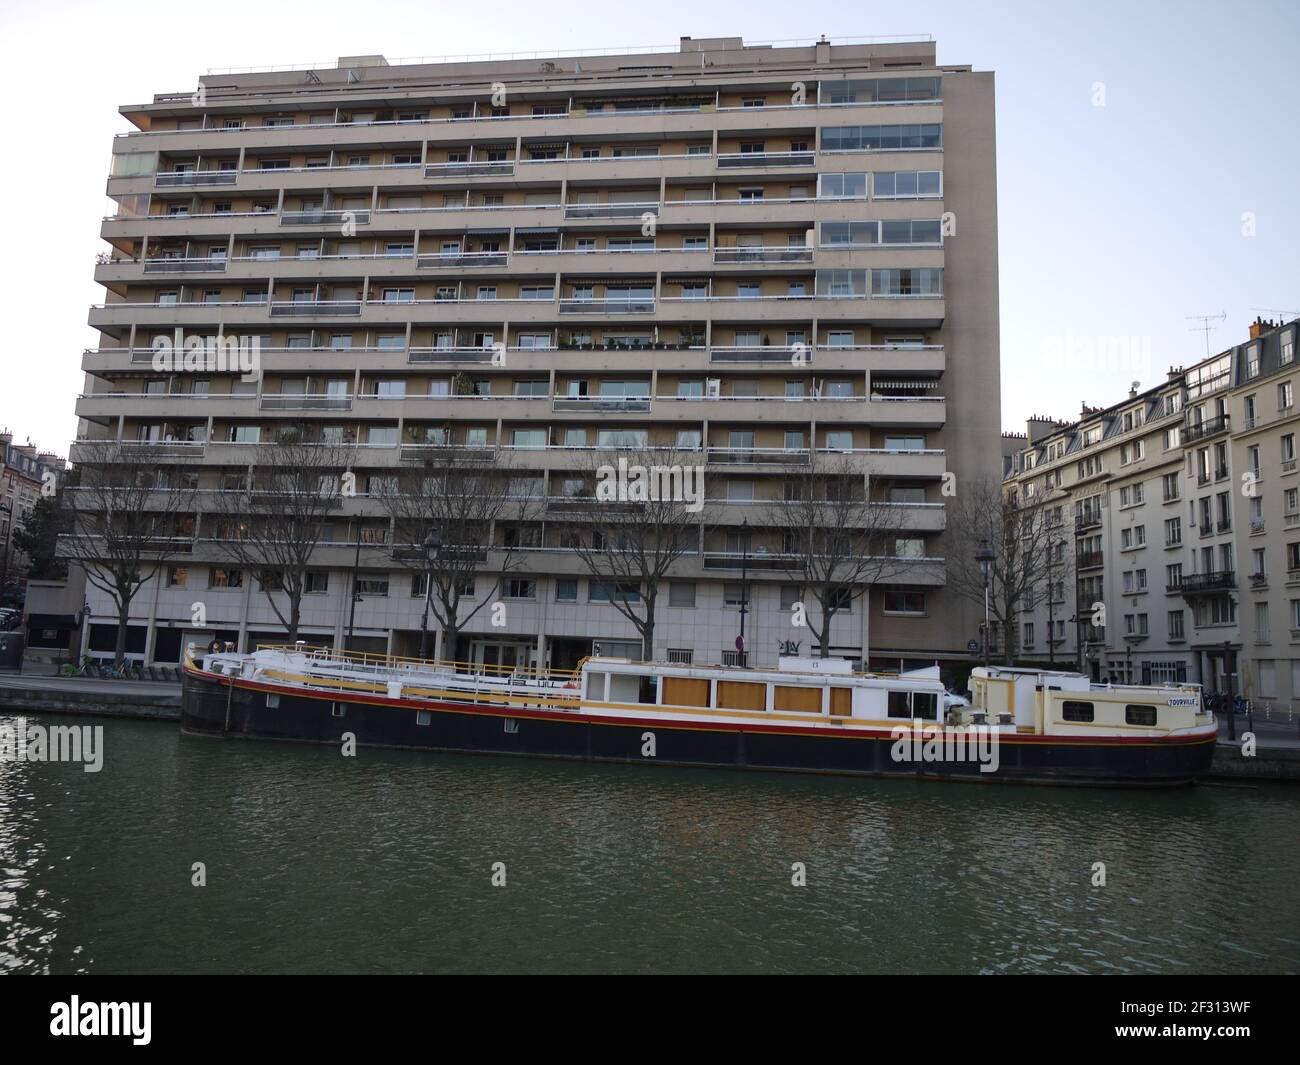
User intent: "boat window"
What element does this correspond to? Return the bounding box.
[774,685,822,713]
[663,676,710,707]
[1125,704,1158,727]
[912,692,938,721]
[608,672,655,704]
[586,672,608,700]
[828,687,852,716]
[331,703,346,718]
[717,680,766,711]
[1062,700,1094,722]
[416,710,431,726]
[886,690,936,719]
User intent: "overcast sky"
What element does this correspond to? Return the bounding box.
[1,0,1296,454]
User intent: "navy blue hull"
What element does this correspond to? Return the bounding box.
[181,671,1217,787]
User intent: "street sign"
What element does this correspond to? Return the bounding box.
[735,635,745,652]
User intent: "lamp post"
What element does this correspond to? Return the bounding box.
[346,512,364,649]
[976,539,995,667]
[419,530,441,660]
[1045,537,1057,666]
[737,518,749,667]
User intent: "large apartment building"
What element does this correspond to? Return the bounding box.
[1004,316,1300,707]
[77,35,1000,671]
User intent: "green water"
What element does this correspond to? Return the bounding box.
[1,713,1297,974]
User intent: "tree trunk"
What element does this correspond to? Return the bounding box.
[287,593,301,643]
[641,618,654,662]
[114,586,130,663]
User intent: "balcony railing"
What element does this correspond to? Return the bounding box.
[269,300,362,316]
[407,347,500,364]
[1183,415,1230,442]
[279,209,371,226]
[154,170,237,187]
[416,252,508,268]
[423,161,515,178]
[716,150,816,168]
[259,393,353,411]
[563,202,660,219]
[707,447,811,466]
[712,247,814,263]
[142,257,228,274]
[1077,551,1104,569]
[399,444,497,464]
[552,396,651,413]
[1178,571,1236,594]
[558,297,655,314]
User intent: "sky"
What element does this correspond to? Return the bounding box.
[1,0,1296,454]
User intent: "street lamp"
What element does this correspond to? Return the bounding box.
[737,518,750,667]
[976,539,995,667]
[419,530,442,660]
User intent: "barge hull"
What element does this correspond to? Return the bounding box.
[181,671,1216,787]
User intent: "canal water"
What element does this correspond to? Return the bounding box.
[2,713,1297,974]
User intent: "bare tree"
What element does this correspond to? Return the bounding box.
[764,452,912,658]
[60,442,197,662]
[214,427,354,643]
[383,446,536,660]
[562,447,708,661]
[945,475,1071,665]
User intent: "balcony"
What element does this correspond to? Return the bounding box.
[417,251,508,269]
[563,202,659,220]
[269,300,362,317]
[709,344,810,364]
[279,209,370,226]
[1183,415,1230,442]
[1077,551,1104,569]
[407,347,500,365]
[552,396,651,413]
[558,297,655,315]
[399,444,496,464]
[259,393,353,411]
[712,247,814,264]
[1178,571,1236,595]
[716,150,816,169]
[706,447,811,467]
[143,257,228,275]
[1074,514,1102,534]
[423,161,515,178]
[154,170,237,188]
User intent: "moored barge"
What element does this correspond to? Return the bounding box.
[181,646,1217,786]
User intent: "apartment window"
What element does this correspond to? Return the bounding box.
[817,172,868,199]
[503,579,536,601]
[1161,472,1180,501]
[669,582,696,608]
[1282,330,1295,365]
[871,170,942,198]
[355,573,389,597]
[1168,610,1185,640]
[166,566,187,588]
[1246,344,1261,378]
[209,568,242,589]
[1164,517,1182,546]
[1279,381,1294,412]
[1163,426,1181,450]
[305,572,329,594]
[1166,563,1183,590]
[883,590,926,614]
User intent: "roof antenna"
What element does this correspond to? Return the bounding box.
[1185,311,1226,358]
